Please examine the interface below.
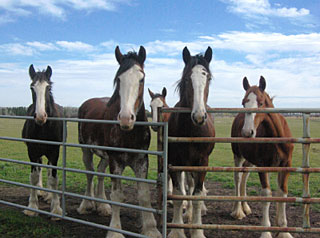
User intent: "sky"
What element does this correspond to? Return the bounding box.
[0,0,319,109]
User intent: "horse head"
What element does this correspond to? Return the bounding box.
[178,46,212,126]
[241,76,272,137]
[111,46,146,131]
[29,64,53,126]
[148,87,167,131]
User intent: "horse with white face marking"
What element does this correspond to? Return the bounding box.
[231,76,294,238]
[22,64,63,218]
[167,47,215,238]
[77,46,161,238]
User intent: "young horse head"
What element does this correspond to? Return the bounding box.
[148,87,169,131]
[22,64,63,219]
[77,46,161,238]
[231,76,294,238]
[168,46,215,238]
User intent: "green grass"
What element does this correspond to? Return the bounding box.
[0,116,320,235]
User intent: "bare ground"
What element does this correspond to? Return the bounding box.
[0,181,320,238]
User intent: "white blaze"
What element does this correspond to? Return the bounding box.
[33,80,49,120]
[191,65,207,120]
[150,97,163,123]
[242,92,258,137]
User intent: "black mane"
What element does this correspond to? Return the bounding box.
[176,54,212,100]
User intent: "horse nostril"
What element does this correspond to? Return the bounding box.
[33,114,37,119]
[204,113,207,120]
[250,130,254,136]
[130,114,134,121]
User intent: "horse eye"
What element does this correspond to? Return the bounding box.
[139,78,144,84]
[202,72,206,76]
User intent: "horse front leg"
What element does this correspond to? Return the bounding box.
[77,148,96,214]
[259,172,272,238]
[240,160,253,216]
[231,155,247,219]
[133,154,161,238]
[190,171,206,238]
[275,171,293,238]
[24,165,41,217]
[96,156,111,216]
[107,159,125,238]
[168,171,186,238]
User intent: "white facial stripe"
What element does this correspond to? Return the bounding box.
[243,92,258,136]
[118,64,144,116]
[150,97,164,123]
[33,80,49,117]
[191,65,207,114]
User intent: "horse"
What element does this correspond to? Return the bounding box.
[22,64,63,219]
[77,46,161,238]
[167,46,215,238]
[148,87,208,220]
[231,76,294,238]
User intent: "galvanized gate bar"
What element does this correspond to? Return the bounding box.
[162,107,320,114]
[168,136,320,143]
[167,223,320,233]
[0,199,151,238]
[168,165,320,173]
[0,157,157,184]
[167,194,320,203]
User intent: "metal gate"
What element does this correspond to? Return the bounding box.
[159,107,320,235]
[0,115,168,238]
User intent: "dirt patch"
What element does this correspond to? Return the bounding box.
[0,181,319,238]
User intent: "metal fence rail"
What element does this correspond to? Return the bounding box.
[160,107,320,235]
[0,115,168,238]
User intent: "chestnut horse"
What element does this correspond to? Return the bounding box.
[22,64,63,218]
[77,46,161,238]
[231,76,294,238]
[168,47,215,238]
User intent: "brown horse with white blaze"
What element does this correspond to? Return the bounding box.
[168,46,215,238]
[77,46,161,238]
[231,76,294,238]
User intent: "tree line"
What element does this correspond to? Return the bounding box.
[0,107,79,118]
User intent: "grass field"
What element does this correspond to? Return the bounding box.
[0,115,320,237]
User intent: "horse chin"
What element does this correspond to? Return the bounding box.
[119,124,134,131]
[35,119,46,126]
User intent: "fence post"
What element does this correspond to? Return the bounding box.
[61,120,67,217]
[302,113,311,228]
[157,107,164,223]
[162,121,168,238]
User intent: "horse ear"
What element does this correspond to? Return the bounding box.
[46,66,52,79]
[182,46,191,64]
[115,46,123,64]
[259,76,266,92]
[29,64,36,79]
[138,46,146,64]
[162,87,167,97]
[148,88,155,99]
[204,46,212,63]
[243,77,250,91]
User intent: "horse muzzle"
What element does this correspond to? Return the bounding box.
[191,111,207,126]
[118,113,135,131]
[34,113,47,125]
[241,128,255,138]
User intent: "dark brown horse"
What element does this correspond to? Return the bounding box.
[22,64,63,218]
[231,76,294,238]
[167,47,215,238]
[77,46,161,238]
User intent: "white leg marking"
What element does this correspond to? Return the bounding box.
[24,168,40,216]
[276,188,293,238]
[190,191,206,238]
[48,174,62,219]
[231,155,247,219]
[260,188,272,238]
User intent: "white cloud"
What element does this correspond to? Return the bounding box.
[0,0,132,22]
[56,41,94,52]
[223,0,309,18]
[0,43,34,56]
[26,41,58,51]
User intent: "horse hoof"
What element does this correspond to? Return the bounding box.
[260,232,272,238]
[242,202,252,216]
[275,232,294,238]
[97,203,112,216]
[106,231,125,238]
[43,193,53,204]
[142,228,162,238]
[77,200,95,214]
[23,209,38,217]
[231,209,246,220]
[168,229,186,238]
[190,230,206,238]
